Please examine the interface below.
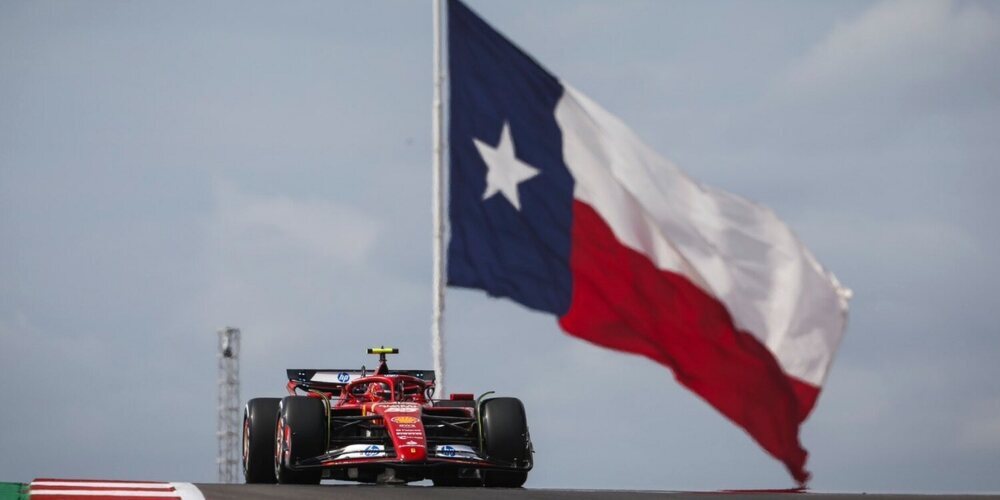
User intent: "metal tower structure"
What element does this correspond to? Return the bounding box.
[216,327,241,484]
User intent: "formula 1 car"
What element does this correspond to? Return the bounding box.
[242,347,533,487]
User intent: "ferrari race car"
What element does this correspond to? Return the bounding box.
[242,347,533,486]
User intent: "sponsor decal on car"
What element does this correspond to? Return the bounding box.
[335,444,387,459]
[310,371,359,384]
[390,416,419,424]
[434,444,480,460]
[380,403,420,413]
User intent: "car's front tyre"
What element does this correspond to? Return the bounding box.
[274,396,325,485]
[480,397,530,488]
[243,398,280,484]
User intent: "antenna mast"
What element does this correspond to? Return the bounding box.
[216,327,241,483]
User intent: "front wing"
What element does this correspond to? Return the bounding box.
[296,444,531,472]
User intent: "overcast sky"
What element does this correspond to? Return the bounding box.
[1,0,998,493]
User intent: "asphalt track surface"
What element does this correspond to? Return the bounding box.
[194,484,996,500]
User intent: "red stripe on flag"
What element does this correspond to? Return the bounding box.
[790,376,821,423]
[559,200,817,484]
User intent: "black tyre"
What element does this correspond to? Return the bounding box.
[243,398,280,484]
[274,396,326,485]
[480,397,530,488]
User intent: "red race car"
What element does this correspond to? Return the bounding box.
[242,347,533,487]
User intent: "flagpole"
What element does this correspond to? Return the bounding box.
[431,0,446,398]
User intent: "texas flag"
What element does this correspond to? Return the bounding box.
[446,0,850,484]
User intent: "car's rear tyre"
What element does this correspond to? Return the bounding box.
[243,398,280,484]
[480,397,530,488]
[274,396,325,485]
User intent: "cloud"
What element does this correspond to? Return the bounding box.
[202,183,389,360]
[778,0,1000,100]
[211,183,379,263]
[732,0,1000,160]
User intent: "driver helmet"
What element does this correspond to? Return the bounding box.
[367,381,390,401]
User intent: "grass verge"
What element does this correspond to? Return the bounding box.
[0,483,27,500]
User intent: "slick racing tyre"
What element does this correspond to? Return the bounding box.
[243,398,280,483]
[274,396,326,485]
[480,397,530,488]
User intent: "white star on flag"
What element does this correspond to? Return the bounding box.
[473,122,540,211]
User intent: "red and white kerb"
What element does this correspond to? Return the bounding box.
[28,479,205,500]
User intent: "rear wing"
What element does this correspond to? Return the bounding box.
[287,369,436,388]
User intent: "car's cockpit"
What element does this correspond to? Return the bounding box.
[341,375,430,405]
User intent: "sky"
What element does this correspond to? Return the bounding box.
[1,0,998,493]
